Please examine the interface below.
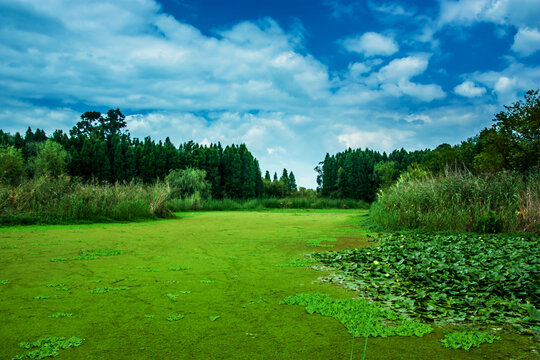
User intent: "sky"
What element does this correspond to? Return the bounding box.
[1,0,539,188]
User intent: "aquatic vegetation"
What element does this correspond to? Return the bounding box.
[441,331,500,350]
[13,336,83,359]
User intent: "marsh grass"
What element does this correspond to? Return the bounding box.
[0,176,171,225]
[370,170,540,233]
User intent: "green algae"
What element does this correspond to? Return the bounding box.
[0,211,536,359]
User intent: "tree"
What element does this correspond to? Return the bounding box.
[32,140,68,178]
[280,168,290,192]
[375,161,397,189]
[491,89,540,171]
[165,168,211,199]
[264,170,271,181]
[288,171,297,192]
[0,145,24,185]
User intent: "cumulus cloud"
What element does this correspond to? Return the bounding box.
[361,56,446,101]
[454,80,486,97]
[512,27,540,57]
[342,32,399,57]
[471,62,540,104]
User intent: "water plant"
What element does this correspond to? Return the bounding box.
[282,293,433,338]
[47,284,69,291]
[312,232,539,331]
[90,286,129,294]
[277,257,316,267]
[168,266,190,271]
[49,313,73,318]
[13,336,83,359]
[167,314,184,321]
[441,331,500,350]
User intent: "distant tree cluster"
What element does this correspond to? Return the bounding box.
[317,90,540,201]
[0,109,296,199]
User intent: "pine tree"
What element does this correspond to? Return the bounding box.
[288,171,297,192]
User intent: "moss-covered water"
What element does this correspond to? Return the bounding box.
[0,211,536,359]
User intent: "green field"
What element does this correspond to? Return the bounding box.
[0,211,535,359]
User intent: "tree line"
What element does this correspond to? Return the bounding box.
[317,89,540,202]
[0,109,299,199]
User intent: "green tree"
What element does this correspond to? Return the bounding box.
[32,140,68,178]
[0,145,24,185]
[491,89,540,171]
[165,168,211,199]
[375,161,397,189]
[288,171,297,192]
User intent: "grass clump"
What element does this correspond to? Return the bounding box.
[441,331,500,350]
[370,170,540,233]
[13,336,83,359]
[282,293,432,337]
[0,279,9,284]
[312,232,539,331]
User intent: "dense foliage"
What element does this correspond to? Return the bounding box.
[0,109,296,199]
[317,90,539,201]
[370,170,540,233]
[311,232,539,331]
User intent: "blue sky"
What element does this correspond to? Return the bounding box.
[1,0,539,188]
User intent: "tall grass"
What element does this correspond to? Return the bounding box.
[167,197,369,212]
[0,176,171,225]
[369,170,539,233]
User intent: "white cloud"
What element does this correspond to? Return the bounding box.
[454,80,487,97]
[369,2,414,16]
[267,147,286,155]
[404,114,432,124]
[374,56,428,82]
[342,32,399,57]
[512,27,540,57]
[337,127,414,152]
[438,0,540,28]
[348,62,371,77]
[472,62,540,104]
